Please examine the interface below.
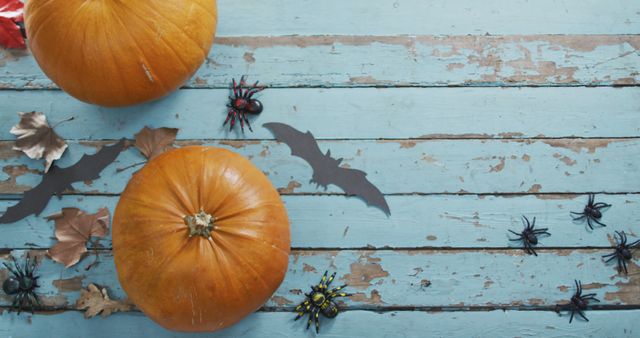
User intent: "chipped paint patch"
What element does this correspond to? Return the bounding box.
[302,263,317,273]
[343,253,390,289]
[553,153,577,166]
[270,295,293,306]
[243,52,256,63]
[542,139,617,154]
[52,276,85,292]
[604,260,640,304]
[350,290,383,304]
[0,165,38,193]
[528,184,542,193]
[218,140,261,149]
[278,180,302,194]
[489,157,506,173]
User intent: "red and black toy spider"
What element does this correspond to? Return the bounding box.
[223,76,264,132]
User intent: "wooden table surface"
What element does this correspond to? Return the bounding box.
[1,1,639,337]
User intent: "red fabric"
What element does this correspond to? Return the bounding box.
[0,0,25,49]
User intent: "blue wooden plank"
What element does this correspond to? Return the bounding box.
[0,138,638,195]
[1,310,638,338]
[214,0,640,36]
[0,87,638,140]
[0,194,638,249]
[1,249,637,308]
[2,35,639,88]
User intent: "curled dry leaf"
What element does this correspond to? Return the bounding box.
[0,0,25,49]
[10,111,69,173]
[134,126,179,160]
[76,283,133,318]
[46,207,110,268]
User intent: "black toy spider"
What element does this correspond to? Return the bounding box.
[222,76,264,132]
[556,280,600,323]
[2,255,40,314]
[571,194,611,230]
[508,216,550,256]
[294,271,351,333]
[602,231,639,274]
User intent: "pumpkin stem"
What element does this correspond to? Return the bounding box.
[184,209,215,239]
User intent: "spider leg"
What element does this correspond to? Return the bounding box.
[241,113,253,132]
[232,78,240,98]
[306,308,314,330]
[325,272,336,288]
[588,194,594,205]
[576,308,589,322]
[593,202,611,209]
[522,216,531,230]
[586,218,595,230]
[581,292,597,299]
[222,109,233,126]
[238,112,246,132]
[294,300,310,320]
[569,308,575,323]
[622,259,628,274]
[508,229,523,239]
[328,284,347,294]
[329,292,351,299]
[570,213,586,221]
[314,308,320,333]
[603,254,617,262]
[14,293,24,315]
[319,271,329,290]
[575,280,581,295]
[229,110,237,131]
[239,76,247,92]
[590,218,607,228]
[627,239,640,248]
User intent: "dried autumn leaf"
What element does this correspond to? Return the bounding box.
[46,207,110,268]
[134,126,179,160]
[11,111,69,173]
[0,0,25,49]
[76,283,133,318]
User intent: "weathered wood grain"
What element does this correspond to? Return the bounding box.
[0,138,637,195]
[213,0,640,36]
[2,35,639,88]
[0,194,637,249]
[0,87,638,140]
[1,249,638,309]
[1,310,639,338]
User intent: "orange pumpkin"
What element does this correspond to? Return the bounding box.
[112,146,290,332]
[24,0,217,107]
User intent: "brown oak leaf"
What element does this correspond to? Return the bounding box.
[134,126,179,159]
[10,111,69,173]
[76,283,133,318]
[46,208,110,268]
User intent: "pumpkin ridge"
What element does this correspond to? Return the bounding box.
[115,224,187,249]
[212,234,272,291]
[132,0,210,57]
[47,4,90,86]
[99,6,134,104]
[185,0,217,19]
[153,160,199,216]
[113,0,194,74]
[108,4,169,92]
[214,229,290,257]
[135,235,193,298]
[212,200,285,222]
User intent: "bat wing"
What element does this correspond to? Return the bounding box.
[263,123,326,168]
[330,167,390,215]
[0,139,126,224]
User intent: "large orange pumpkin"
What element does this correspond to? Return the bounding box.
[112,146,290,332]
[24,0,217,107]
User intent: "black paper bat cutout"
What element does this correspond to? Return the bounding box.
[263,122,390,215]
[0,139,126,224]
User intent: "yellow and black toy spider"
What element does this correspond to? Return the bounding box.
[294,271,351,333]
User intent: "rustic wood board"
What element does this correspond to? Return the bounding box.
[1,310,639,338]
[0,0,639,336]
